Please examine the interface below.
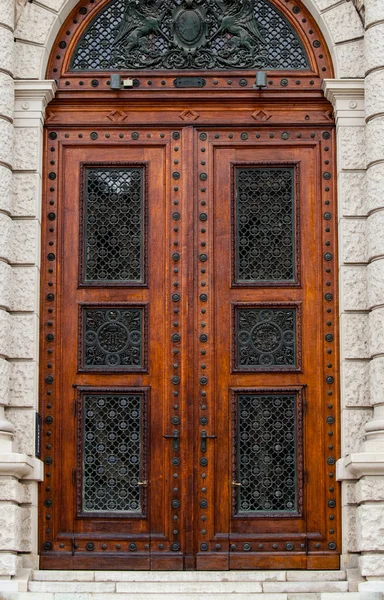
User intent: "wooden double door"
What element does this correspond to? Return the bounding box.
[40,122,339,570]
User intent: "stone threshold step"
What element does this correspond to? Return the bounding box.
[2,592,384,600]
[32,569,347,583]
[28,580,349,594]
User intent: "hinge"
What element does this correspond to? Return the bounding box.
[72,400,77,417]
[72,468,76,486]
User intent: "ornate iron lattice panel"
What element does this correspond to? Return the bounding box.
[70,0,309,71]
[234,166,296,284]
[234,392,301,516]
[79,390,146,515]
[235,306,297,369]
[80,305,145,370]
[82,166,145,284]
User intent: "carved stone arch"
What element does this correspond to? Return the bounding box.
[46,0,334,88]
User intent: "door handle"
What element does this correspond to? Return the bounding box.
[163,430,179,452]
[200,429,217,453]
[137,480,148,487]
[232,481,242,487]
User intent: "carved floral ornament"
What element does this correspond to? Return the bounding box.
[70,0,310,70]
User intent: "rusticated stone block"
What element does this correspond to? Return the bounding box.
[369,307,384,356]
[357,478,384,504]
[365,23,384,73]
[5,408,35,455]
[0,72,14,120]
[0,26,14,75]
[8,314,36,360]
[323,2,364,44]
[10,220,38,265]
[0,503,23,551]
[12,172,40,218]
[367,211,384,260]
[342,408,372,455]
[13,128,39,171]
[342,360,370,407]
[339,127,366,170]
[0,552,19,576]
[0,119,13,168]
[0,357,10,406]
[366,118,384,168]
[15,2,56,44]
[0,212,12,262]
[37,0,67,10]
[336,39,364,79]
[9,361,36,408]
[11,266,38,312]
[0,478,24,504]
[370,356,384,406]
[0,0,14,29]
[342,313,369,359]
[367,163,384,213]
[342,481,357,506]
[14,42,43,80]
[341,218,368,264]
[0,309,11,358]
[360,553,384,577]
[342,505,358,553]
[0,260,11,309]
[0,165,12,214]
[367,260,384,309]
[357,504,384,551]
[365,0,384,27]
[341,266,368,311]
[339,172,366,217]
[366,70,384,120]
[313,0,340,10]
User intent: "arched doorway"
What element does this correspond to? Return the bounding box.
[39,0,340,570]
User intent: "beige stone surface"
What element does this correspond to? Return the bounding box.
[0,72,14,120]
[366,70,384,120]
[367,163,384,213]
[0,260,12,309]
[9,361,36,408]
[342,481,357,506]
[339,127,366,170]
[339,172,366,217]
[5,408,35,455]
[15,3,56,44]
[360,553,384,577]
[10,220,38,265]
[323,2,364,44]
[36,0,68,11]
[342,313,369,359]
[342,360,370,407]
[341,218,368,264]
[341,266,368,311]
[369,307,384,356]
[365,0,384,27]
[0,357,10,406]
[335,39,365,79]
[0,552,18,576]
[356,478,384,503]
[365,23,384,73]
[342,408,372,455]
[0,213,12,262]
[313,0,341,11]
[367,211,384,259]
[0,503,23,551]
[0,165,12,214]
[0,119,14,168]
[10,266,38,312]
[14,42,44,80]
[13,128,39,171]
[12,172,40,218]
[370,357,384,406]
[8,314,36,359]
[366,118,384,167]
[343,504,358,553]
[367,260,384,309]
[0,309,11,358]
[0,478,25,504]
[0,26,14,75]
[357,504,384,551]
[0,0,14,29]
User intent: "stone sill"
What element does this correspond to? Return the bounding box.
[337,454,384,480]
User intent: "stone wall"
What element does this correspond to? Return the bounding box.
[0,0,383,591]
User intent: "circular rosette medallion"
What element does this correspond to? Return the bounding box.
[251,321,283,354]
[97,322,129,354]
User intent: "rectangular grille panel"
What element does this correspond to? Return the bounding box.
[234,392,300,515]
[234,167,295,283]
[83,166,145,283]
[80,391,145,515]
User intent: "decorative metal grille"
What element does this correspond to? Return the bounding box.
[235,307,296,369]
[83,167,144,283]
[70,0,309,71]
[82,306,144,369]
[235,167,295,283]
[81,392,144,514]
[235,393,298,514]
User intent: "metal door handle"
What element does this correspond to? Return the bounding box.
[200,429,217,453]
[137,480,148,487]
[163,430,179,452]
[232,481,242,487]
